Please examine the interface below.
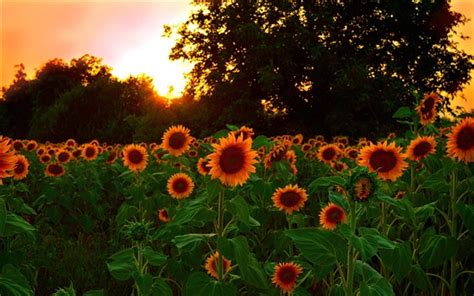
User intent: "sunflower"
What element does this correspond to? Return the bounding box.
[345,147,359,160]
[122,144,148,172]
[204,251,232,279]
[57,149,72,163]
[167,173,194,199]
[446,117,474,163]
[162,125,192,156]
[395,191,406,200]
[158,209,170,223]
[12,140,23,151]
[272,185,308,214]
[66,139,77,148]
[188,150,198,158]
[0,139,16,181]
[319,203,347,230]
[232,126,255,140]
[315,135,325,142]
[406,136,437,161]
[272,262,303,294]
[13,155,29,180]
[336,136,349,146]
[292,134,303,146]
[36,146,46,156]
[106,150,118,164]
[39,154,51,163]
[208,133,258,187]
[331,161,348,172]
[358,141,408,181]
[45,163,65,177]
[416,92,440,125]
[301,143,312,152]
[317,144,342,164]
[197,157,211,176]
[72,149,82,159]
[264,144,289,169]
[26,140,38,151]
[349,170,377,202]
[82,144,98,161]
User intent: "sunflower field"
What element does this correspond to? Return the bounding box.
[0,93,473,296]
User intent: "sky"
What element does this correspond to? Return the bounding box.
[0,0,473,108]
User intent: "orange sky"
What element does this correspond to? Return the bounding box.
[1,0,473,108]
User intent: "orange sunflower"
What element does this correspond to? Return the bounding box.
[57,149,72,163]
[45,163,65,177]
[345,147,359,160]
[13,155,29,180]
[317,144,342,164]
[122,144,148,172]
[82,144,98,161]
[39,154,51,163]
[12,140,24,151]
[232,126,254,140]
[0,139,16,182]
[319,203,347,230]
[272,262,303,294]
[416,92,440,125]
[158,209,170,223]
[106,150,118,164]
[167,173,194,199]
[26,140,38,151]
[358,141,408,181]
[197,157,211,176]
[272,184,308,215]
[66,139,77,148]
[162,125,192,156]
[406,136,437,161]
[264,144,289,169]
[204,251,232,279]
[208,133,258,187]
[446,117,474,163]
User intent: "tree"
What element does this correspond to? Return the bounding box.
[169,0,474,138]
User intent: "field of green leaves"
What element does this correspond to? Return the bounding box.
[0,93,473,295]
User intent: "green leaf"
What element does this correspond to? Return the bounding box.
[355,261,395,296]
[408,264,431,291]
[252,135,270,149]
[230,236,268,289]
[229,196,250,225]
[83,290,104,296]
[0,264,34,296]
[419,233,458,269]
[358,228,396,250]
[107,248,136,281]
[380,241,412,282]
[457,203,474,234]
[308,176,346,194]
[152,278,172,296]
[0,198,6,236]
[3,214,35,240]
[286,228,346,278]
[225,124,239,131]
[339,225,377,262]
[142,247,167,267]
[132,272,153,296]
[173,233,216,250]
[392,107,412,119]
[185,272,237,296]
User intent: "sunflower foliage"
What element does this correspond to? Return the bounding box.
[0,104,473,295]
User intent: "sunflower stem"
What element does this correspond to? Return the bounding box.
[346,202,357,296]
[217,189,225,281]
[287,215,293,257]
[410,164,415,193]
[449,171,457,296]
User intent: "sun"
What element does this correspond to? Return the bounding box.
[112,28,191,99]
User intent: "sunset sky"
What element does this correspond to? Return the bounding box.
[1,0,473,107]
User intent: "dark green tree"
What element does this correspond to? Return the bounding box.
[168,0,474,138]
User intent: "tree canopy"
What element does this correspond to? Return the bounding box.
[168,0,473,138]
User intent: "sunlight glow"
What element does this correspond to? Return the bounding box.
[112,28,191,99]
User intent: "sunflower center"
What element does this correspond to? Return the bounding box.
[421,97,435,114]
[279,267,296,284]
[14,162,25,174]
[219,146,245,174]
[348,150,358,159]
[354,178,371,199]
[328,208,343,223]
[413,141,432,157]
[85,147,95,158]
[58,152,69,162]
[172,178,188,193]
[13,142,23,151]
[48,164,63,175]
[369,150,397,173]
[27,143,35,151]
[128,150,143,164]
[168,132,186,149]
[322,147,336,160]
[456,126,474,150]
[279,191,301,207]
[200,161,211,173]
